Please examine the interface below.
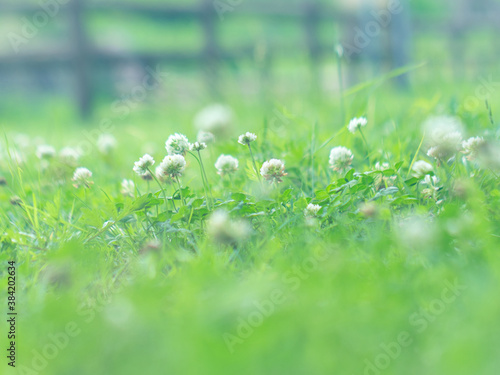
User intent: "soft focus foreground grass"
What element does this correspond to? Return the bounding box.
[1,79,500,375]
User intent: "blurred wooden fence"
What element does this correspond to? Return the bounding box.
[0,0,372,119]
[2,0,498,118]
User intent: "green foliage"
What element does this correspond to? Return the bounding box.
[1,79,500,375]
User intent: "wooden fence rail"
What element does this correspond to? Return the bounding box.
[1,0,353,118]
[2,0,497,118]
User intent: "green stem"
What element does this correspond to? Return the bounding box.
[248,144,262,183]
[198,151,214,203]
[190,151,212,210]
[176,177,185,206]
[359,128,370,162]
[147,167,169,212]
[337,52,345,126]
[171,184,177,211]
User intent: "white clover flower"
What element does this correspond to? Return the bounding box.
[329,146,354,173]
[260,159,287,183]
[426,130,463,160]
[215,154,238,176]
[304,203,321,218]
[412,160,434,178]
[462,136,485,161]
[207,209,251,245]
[133,154,155,176]
[97,134,117,154]
[72,167,93,188]
[238,132,257,146]
[158,155,186,178]
[120,179,135,197]
[59,147,80,164]
[424,116,463,161]
[194,104,233,135]
[36,145,56,160]
[165,133,190,156]
[197,130,215,144]
[190,142,207,152]
[347,117,367,133]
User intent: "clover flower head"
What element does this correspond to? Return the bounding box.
[166,133,190,155]
[158,155,186,178]
[329,146,354,173]
[60,147,81,164]
[194,104,233,134]
[133,154,155,176]
[190,142,207,152]
[260,159,287,183]
[238,132,257,146]
[412,160,434,178]
[462,136,485,161]
[97,134,117,154]
[215,154,238,176]
[347,117,367,133]
[197,130,215,144]
[426,131,463,160]
[304,203,321,218]
[121,179,135,197]
[207,209,251,245]
[424,116,464,161]
[36,145,56,160]
[72,167,93,188]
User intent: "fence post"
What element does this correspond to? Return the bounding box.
[303,0,321,92]
[390,0,412,88]
[69,0,92,119]
[201,0,220,97]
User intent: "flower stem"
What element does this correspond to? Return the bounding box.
[176,177,186,206]
[359,128,370,162]
[337,53,345,127]
[190,151,213,210]
[248,144,262,183]
[147,168,170,212]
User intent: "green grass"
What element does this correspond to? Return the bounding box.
[1,67,500,375]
